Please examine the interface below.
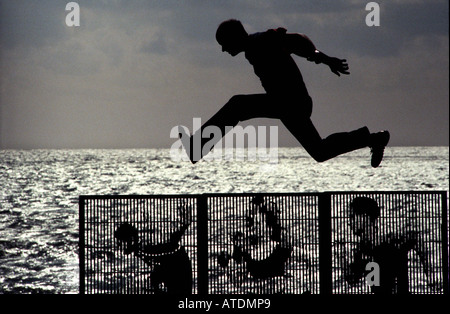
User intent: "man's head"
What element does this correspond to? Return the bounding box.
[114,222,139,255]
[216,19,248,56]
[349,197,380,238]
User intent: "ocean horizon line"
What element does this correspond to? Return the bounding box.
[0,145,449,151]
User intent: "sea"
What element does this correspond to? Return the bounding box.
[0,146,448,294]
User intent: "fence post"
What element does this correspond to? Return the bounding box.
[197,194,209,295]
[319,192,332,294]
[442,192,449,295]
[79,196,86,294]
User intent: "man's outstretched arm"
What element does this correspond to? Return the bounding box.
[285,33,350,76]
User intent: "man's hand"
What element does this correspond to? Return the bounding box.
[306,50,350,77]
[327,57,350,76]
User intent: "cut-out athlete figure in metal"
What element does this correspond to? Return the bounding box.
[114,203,193,294]
[343,197,436,294]
[179,19,390,167]
[217,196,293,293]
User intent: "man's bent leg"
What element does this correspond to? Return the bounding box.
[282,116,370,162]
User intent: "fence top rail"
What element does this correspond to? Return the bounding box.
[79,191,448,200]
[79,194,200,200]
[323,190,447,195]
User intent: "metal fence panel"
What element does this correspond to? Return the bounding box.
[330,191,448,294]
[80,195,198,294]
[79,191,448,295]
[206,193,321,294]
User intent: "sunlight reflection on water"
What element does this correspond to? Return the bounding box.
[0,147,448,293]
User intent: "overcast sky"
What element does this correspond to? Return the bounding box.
[0,0,448,149]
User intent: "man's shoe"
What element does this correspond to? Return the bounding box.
[369,130,390,168]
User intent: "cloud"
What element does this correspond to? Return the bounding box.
[140,31,170,55]
[0,0,66,49]
[0,0,448,148]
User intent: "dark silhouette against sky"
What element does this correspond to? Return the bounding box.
[178,19,390,167]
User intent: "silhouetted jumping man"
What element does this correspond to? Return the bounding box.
[179,19,389,167]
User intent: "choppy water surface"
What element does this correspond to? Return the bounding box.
[0,147,448,293]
